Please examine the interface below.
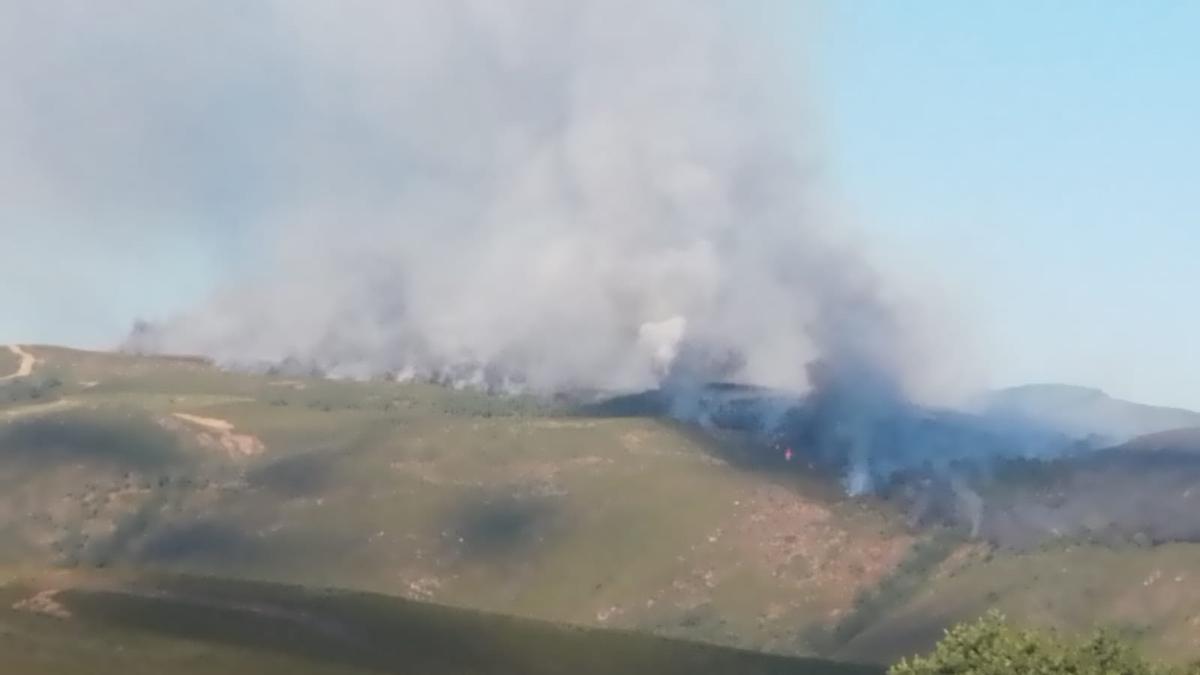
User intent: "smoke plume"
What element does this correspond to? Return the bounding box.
[6,1,998,499]
[26,1,925,400]
[10,3,1193,549]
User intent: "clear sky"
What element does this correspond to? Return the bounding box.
[806,1,1199,408]
[1,2,1196,409]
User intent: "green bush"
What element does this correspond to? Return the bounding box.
[891,611,1196,675]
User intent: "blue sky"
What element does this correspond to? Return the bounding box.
[805,1,1199,408]
[1,2,1196,409]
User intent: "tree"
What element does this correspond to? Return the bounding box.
[890,611,1175,675]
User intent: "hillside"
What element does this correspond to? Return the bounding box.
[0,345,916,662]
[0,572,877,675]
[6,345,1200,668]
[979,384,1200,444]
[837,541,1200,665]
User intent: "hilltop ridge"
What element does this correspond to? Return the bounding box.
[979,383,1200,444]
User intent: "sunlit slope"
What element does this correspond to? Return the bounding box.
[0,346,914,657]
[12,346,1200,666]
[0,573,880,675]
[835,541,1200,666]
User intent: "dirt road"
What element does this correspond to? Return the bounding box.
[0,345,36,381]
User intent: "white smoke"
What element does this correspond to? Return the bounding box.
[3,0,940,398]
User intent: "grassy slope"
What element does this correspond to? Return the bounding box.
[838,541,1200,665]
[0,346,914,659]
[8,346,1200,666]
[0,573,880,675]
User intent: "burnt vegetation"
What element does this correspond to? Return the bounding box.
[584,381,1200,558]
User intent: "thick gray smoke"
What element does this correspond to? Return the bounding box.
[54,0,933,400]
[7,1,997,503]
[10,3,1193,549]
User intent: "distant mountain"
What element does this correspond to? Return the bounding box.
[977,383,1200,445]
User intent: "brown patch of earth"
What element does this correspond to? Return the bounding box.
[732,484,913,618]
[167,413,266,458]
[12,588,71,619]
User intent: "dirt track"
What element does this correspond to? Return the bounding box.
[171,412,266,457]
[0,345,36,381]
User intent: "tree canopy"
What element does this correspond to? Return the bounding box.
[891,611,1197,675]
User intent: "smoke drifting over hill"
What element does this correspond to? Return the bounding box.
[6,1,1005,497]
[34,1,933,400]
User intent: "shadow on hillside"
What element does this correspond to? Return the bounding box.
[247,450,337,497]
[444,492,566,561]
[57,575,882,675]
[833,605,965,667]
[0,408,183,469]
[136,520,266,565]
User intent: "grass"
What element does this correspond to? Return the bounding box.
[835,541,1200,665]
[830,528,965,647]
[0,405,186,469]
[10,345,1200,667]
[0,347,917,661]
[0,573,882,675]
[0,346,18,375]
[0,375,66,409]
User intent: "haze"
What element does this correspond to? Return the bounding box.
[2,1,1196,408]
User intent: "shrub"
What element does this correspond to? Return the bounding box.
[891,611,1187,675]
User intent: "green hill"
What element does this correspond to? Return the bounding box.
[0,345,915,662]
[6,345,1200,669]
[0,572,878,675]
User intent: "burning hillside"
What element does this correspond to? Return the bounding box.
[595,375,1200,550]
[62,0,1198,554]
